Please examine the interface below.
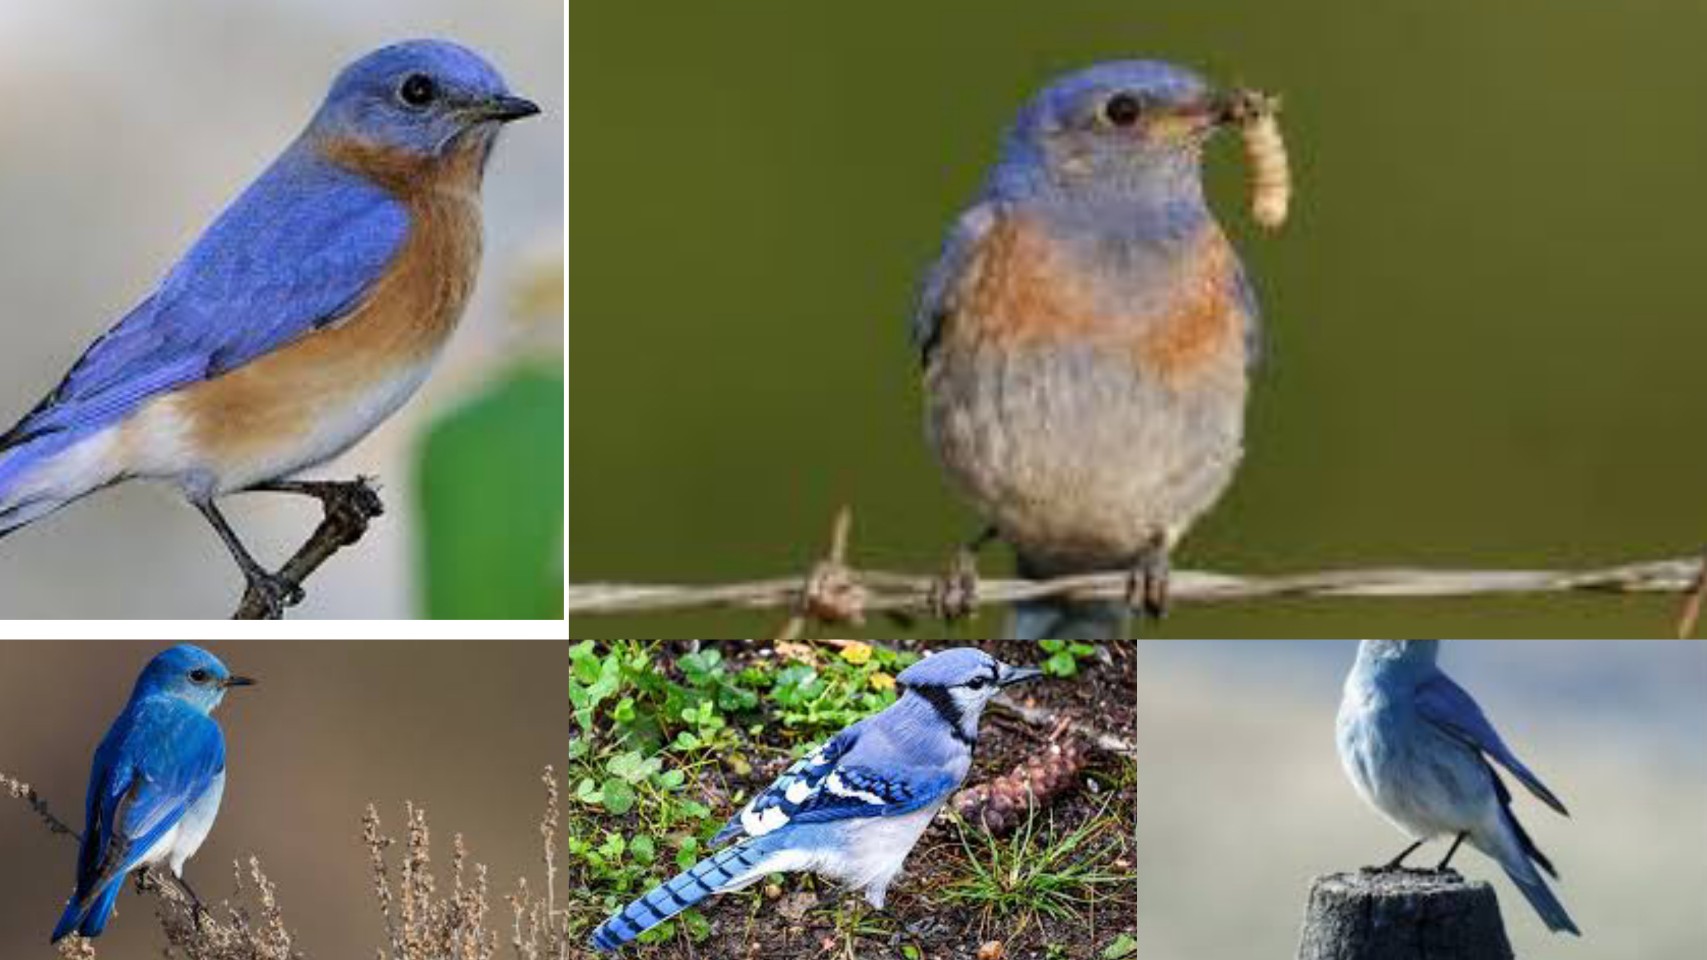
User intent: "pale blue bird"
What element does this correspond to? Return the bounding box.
[591,648,1043,952]
[52,644,254,942]
[1337,640,1580,935]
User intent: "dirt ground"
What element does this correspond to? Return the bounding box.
[579,641,1136,960]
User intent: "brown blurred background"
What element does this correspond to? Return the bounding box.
[0,640,565,955]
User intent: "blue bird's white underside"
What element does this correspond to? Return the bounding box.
[137,771,224,877]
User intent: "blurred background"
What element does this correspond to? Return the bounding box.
[569,1,1707,637]
[0,0,564,618]
[1135,640,1707,958]
[0,640,565,954]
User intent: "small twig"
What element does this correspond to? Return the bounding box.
[1676,549,1707,639]
[2,772,81,840]
[991,696,1136,757]
[232,478,385,619]
[773,506,866,640]
[570,555,1703,630]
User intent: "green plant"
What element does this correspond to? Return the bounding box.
[1036,641,1099,678]
[941,792,1130,933]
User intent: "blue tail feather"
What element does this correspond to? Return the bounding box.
[591,841,770,953]
[51,876,123,943]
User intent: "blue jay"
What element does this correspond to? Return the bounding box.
[591,647,1043,952]
[53,644,253,942]
[1337,640,1579,935]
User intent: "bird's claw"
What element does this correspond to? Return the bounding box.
[240,571,304,619]
[1124,544,1170,620]
[928,547,980,622]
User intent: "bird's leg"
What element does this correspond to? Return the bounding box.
[1434,832,1467,874]
[1364,838,1426,873]
[247,477,385,537]
[196,501,302,619]
[1124,532,1171,621]
[140,867,210,931]
[928,525,997,622]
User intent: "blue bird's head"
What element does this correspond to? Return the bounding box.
[133,644,254,714]
[1358,640,1441,668]
[992,60,1237,205]
[896,648,1043,741]
[310,39,539,163]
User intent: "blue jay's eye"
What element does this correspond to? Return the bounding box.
[188,668,211,684]
[398,73,438,108]
[965,677,989,691]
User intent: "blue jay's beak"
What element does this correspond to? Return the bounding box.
[221,675,256,689]
[997,663,1044,688]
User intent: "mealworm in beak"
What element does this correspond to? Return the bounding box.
[1225,89,1290,230]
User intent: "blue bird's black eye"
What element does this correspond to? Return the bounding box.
[1103,92,1145,128]
[965,677,988,690]
[398,73,438,108]
[189,668,211,684]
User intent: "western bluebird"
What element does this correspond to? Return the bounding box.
[1337,640,1580,935]
[52,644,254,942]
[0,40,538,616]
[913,61,1260,639]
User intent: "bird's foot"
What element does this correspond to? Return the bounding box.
[928,546,981,622]
[238,569,305,620]
[1123,542,1170,621]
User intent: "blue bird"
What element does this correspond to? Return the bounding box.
[0,40,538,616]
[1337,640,1579,935]
[590,648,1043,952]
[52,644,254,942]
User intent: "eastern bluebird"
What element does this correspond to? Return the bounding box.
[0,40,538,616]
[52,644,254,942]
[1337,640,1580,935]
[914,62,1260,639]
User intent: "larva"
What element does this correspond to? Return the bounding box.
[1225,89,1290,230]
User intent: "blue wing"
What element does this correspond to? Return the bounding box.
[3,147,407,450]
[1415,672,1568,816]
[912,205,993,367]
[59,700,226,931]
[711,723,863,846]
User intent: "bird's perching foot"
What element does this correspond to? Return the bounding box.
[928,526,996,622]
[1124,534,1171,621]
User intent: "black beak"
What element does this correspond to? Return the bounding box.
[482,94,542,123]
[997,663,1044,688]
[222,675,256,689]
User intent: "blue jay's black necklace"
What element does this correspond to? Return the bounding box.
[904,684,977,747]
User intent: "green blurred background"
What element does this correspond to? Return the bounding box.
[569,1,1707,638]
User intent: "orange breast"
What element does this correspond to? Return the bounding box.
[949,215,1246,389]
[177,139,486,457]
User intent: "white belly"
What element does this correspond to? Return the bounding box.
[136,770,225,876]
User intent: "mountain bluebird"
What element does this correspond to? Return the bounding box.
[1337,640,1580,935]
[591,648,1043,952]
[52,644,254,942]
[0,40,538,616]
[914,61,1262,639]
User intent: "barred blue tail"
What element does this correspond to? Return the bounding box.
[51,877,122,943]
[1009,597,1127,640]
[590,840,774,952]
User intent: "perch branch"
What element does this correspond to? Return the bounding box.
[569,554,1707,633]
[232,477,385,620]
